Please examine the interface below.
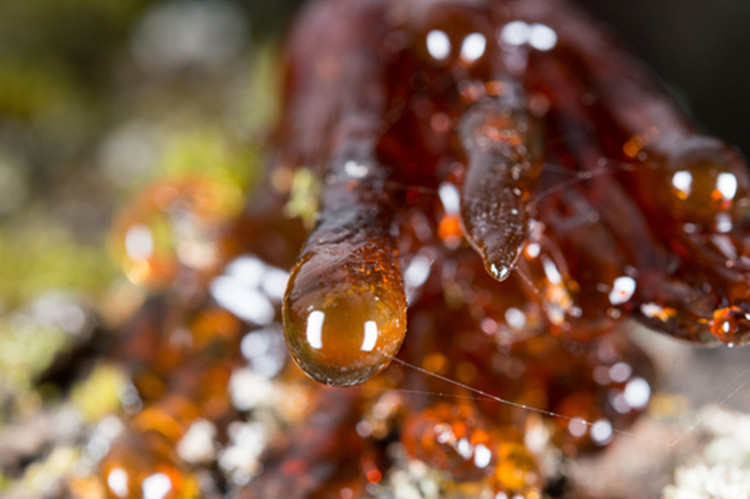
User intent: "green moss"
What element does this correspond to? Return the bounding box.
[0,220,116,307]
[71,363,127,422]
[0,321,68,397]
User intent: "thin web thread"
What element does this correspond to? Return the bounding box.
[318,154,748,452]
[384,355,675,448]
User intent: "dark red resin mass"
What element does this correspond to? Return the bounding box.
[95,0,750,497]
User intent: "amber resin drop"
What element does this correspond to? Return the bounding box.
[283,246,406,386]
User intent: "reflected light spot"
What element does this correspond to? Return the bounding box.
[456,438,472,459]
[404,254,433,289]
[438,182,461,214]
[177,419,218,463]
[525,242,541,259]
[240,328,272,358]
[624,377,651,409]
[125,224,154,259]
[262,267,289,301]
[344,160,369,179]
[672,170,693,198]
[541,256,563,284]
[505,307,526,330]
[426,29,451,60]
[715,212,733,233]
[474,443,492,468]
[609,276,636,305]
[590,419,613,445]
[356,420,372,438]
[500,20,530,46]
[640,302,676,322]
[107,468,129,497]
[225,256,264,289]
[361,320,378,352]
[568,417,587,438]
[611,393,631,414]
[306,310,325,349]
[529,24,557,51]
[460,32,487,62]
[210,276,274,325]
[717,172,738,200]
[142,472,172,499]
[609,362,632,383]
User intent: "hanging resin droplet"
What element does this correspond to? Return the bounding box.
[283,244,407,386]
[283,162,407,386]
[459,84,543,281]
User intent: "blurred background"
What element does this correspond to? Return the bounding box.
[0,0,748,496]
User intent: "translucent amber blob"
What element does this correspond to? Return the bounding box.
[100,431,197,499]
[492,440,542,495]
[283,247,407,386]
[662,136,750,231]
[711,306,746,346]
[402,402,498,482]
[111,175,240,288]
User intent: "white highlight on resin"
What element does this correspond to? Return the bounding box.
[591,419,613,444]
[490,263,510,280]
[306,310,325,350]
[177,419,218,463]
[541,256,563,284]
[210,276,274,325]
[525,242,541,259]
[125,224,154,259]
[499,21,557,51]
[225,256,264,289]
[505,307,526,330]
[640,302,668,320]
[568,417,588,438]
[229,368,277,410]
[715,212,733,233]
[426,30,451,60]
[528,24,557,51]
[717,172,738,200]
[107,468,129,497]
[210,255,289,325]
[404,254,433,289]
[609,362,632,383]
[500,21,530,46]
[460,32,487,62]
[361,320,378,352]
[474,443,492,468]
[142,472,172,499]
[609,276,636,305]
[624,377,651,409]
[457,438,472,459]
[438,182,461,214]
[344,160,369,179]
[672,170,693,195]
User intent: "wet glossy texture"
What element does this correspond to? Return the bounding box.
[89,0,750,496]
[460,86,543,280]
